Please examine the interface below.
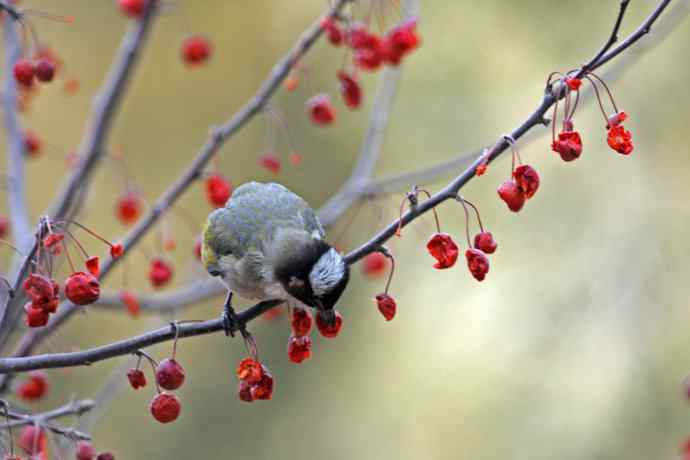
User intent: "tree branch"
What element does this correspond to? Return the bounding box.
[0,399,93,440]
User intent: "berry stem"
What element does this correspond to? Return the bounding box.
[455,196,472,247]
[60,220,117,250]
[583,75,609,121]
[459,197,484,232]
[379,248,396,295]
[62,239,77,273]
[170,322,180,359]
[416,188,442,234]
[587,71,619,113]
[61,227,89,260]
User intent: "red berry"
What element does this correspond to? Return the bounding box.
[24,302,49,328]
[110,243,124,258]
[361,252,388,277]
[181,35,212,67]
[237,380,254,402]
[346,23,378,49]
[75,441,97,460]
[150,392,181,423]
[290,308,312,337]
[606,111,628,128]
[118,0,145,18]
[43,233,64,254]
[34,59,55,83]
[354,47,384,71]
[607,125,633,155]
[65,271,100,305]
[375,293,396,321]
[320,17,343,45]
[85,256,100,278]
[115,191,142,225]
[475,163,488,176]
[250,369,274,400]
[497,180,526,212]
[16,370,49,401]
[287,334,312,363]
[148,258,173,288]
[97,453,115,460]
[156,358,186,390]
[119,290,140,317]
[513,164,540,199]
[565,77,582,91]
[473,231,497,254]
[236,357,263,384]
[18,425,46,455]
[426,233,459,269]
[24,130,42,157]
[382,19,420,66]
[551,130,583,162]
[127,368,146,389]
[306,94,336,125]
[0,215,8,239]
[23,274,56,302]
[288,152,303,166]
[465,248,489,281]
[337,71,362,109]
[205,173,232,208]
[315,310,343,338]
[259,153,281,174]
[194,237,202,261]
[14,58,34,87]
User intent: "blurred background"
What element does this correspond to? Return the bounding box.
[2,0,690,459]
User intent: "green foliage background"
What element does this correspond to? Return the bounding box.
[2,1,690,459]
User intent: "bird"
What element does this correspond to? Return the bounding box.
[201,182,349,333]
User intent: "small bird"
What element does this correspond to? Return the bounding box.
[201,182,349,331]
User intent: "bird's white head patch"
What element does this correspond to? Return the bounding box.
[309,248,346,296]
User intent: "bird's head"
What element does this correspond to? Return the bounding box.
[274,238,349,316]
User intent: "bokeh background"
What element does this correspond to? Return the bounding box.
[2,0,690,459]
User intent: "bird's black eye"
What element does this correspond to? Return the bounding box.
[209,270,221,277]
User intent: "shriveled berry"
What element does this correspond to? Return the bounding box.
[118,0,145,18]
[156,358,186,390]
[75,441,97,460]
[607,125,633,155]
[606,111,628,128]
[321,17,343,45]
[181,35,212,67]
[315,310,343,338]
[110,243,124,258]
[23,274,55,302]
[497,180,525,212]
[205,173,232,208]
[34,59,56,83]
[513,164,540,199]
[381,18,420,66]
[426,233,459,269]
[375,293,396,321]
[290,308,312,337]
[115,191,142,225]
[259,153,281,174]
[43,233,64,254]
[337,70,362,109]
[250,369,274,400]
[127,368,146,389]
[148,258,173,288]
[16,370,49,401]
[14,58,34,87]
[24,130,42,157]
[150,392,181,423]
[473,231,497,254]
[24,303,49,328]
[361,252,387,277]
[65,271,100,305]
[18,425,46,455]
[96,453,115,460]
[551,130,583,162]
[306,94,336,125]
[236,357,263,384]
[237,380,254,402]
[287,334,312,363]
[85,256,100,278]
[465,248,489,281]
[120,290,140,317]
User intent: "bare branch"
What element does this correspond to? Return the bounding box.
[0,399,93,440]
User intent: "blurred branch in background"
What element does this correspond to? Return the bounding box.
[0,398,93,440]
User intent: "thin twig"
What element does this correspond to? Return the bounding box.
[0,399,93,441]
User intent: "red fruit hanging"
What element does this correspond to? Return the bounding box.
[287,334,312,364]
[375,293,396,321]
[14,58,34,87]
[110,243,124,258]
[24,302,49,328]
[465,248,490,281]
[513,165,540,199]
[85,256,100,278]
[306,94,336,125]
[321,17,343,45]
[361,252,387,277]
[118,0,145,18]
[155,358,186,390]
[181,35,212,67]
[127,368,146,389]
[148,258,173,288]
[551,130,583,162]
[18,425,46,455]
[16,370,49,401]
[497,180,525,212]
[65,272,100,305]
[259,153,281,174]
[75,441,97,460]
[150,392,181,423]
[606,111,628,128]
[237,380,254,402]
[315,310,343,338]
[24,130,42,158]
[97,453,115,460]
[0,215,8,238]
[115,191,142,225]
[382,19,420,66]
[290,308,312,337]
[236,357,263,384]
[120,290,140,317]
[473,231,497,254]
[607,125,633,155]
[205,173,232,208]
[34,59,56,83]
[250,369,274,400]
[426,233,459,269]
[337,71,362,109]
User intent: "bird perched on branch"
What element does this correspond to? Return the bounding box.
[201,182,349,333]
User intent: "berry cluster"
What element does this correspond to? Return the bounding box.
[236,357,274,402]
